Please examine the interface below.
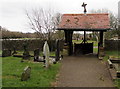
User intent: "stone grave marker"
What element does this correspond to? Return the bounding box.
[43,41,50,68]
[23,44,30,60]
[55,39,60,62]
[34,48,40,61]
[12,46,17,55]
[2,49,11,57]
[21,66,31,81]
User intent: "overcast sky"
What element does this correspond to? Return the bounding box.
[0,0,119,33]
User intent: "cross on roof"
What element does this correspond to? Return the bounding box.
[82,2,87,14]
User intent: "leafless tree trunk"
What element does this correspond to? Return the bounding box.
[25,8,61,40]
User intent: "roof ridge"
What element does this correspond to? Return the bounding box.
[63,13,109,16]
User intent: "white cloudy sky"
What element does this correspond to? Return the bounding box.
[0,0,119,33]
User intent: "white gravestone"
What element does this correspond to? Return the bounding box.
[43,41,50,68]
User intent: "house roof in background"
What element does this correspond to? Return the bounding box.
[57,13,110,31]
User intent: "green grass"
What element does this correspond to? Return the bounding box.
[93,48,98,54]
[15,51,55,57]
[40,52,55,57]
[104,51,120,61]
[105,51,120,58]
[72,40,98,47]
[15,51,34,56]
[103,51,120,89]
[0,50,2,55]
[2,56,60,87]
[115,79,120,89]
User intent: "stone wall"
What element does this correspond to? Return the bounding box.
[104,40,120,51]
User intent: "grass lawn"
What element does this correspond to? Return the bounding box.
[15,51,55,57]
[2,56,60,87]
[93,48,98,54]
[0,50,2,56]
[104,51,120,61]
[104,51,120,89]
[72,40,98,47]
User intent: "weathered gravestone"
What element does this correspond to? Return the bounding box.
[23,43,30,60]
[43,41,50,68]
[34,48,45,62]
[34,48,40,61]
[55,39,60,63]
[21,66,31,81]
[12,46,17,55]
[2,49,11,57]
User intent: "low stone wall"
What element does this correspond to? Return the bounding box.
[1,39,64,51]
[104,40,120,51]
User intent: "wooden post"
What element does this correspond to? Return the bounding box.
[99,31,103,46]
[69,31,73,55]
[64,30,73,56]
[64,30,68,43]
[83,31,86,43]
[98,31,104,59]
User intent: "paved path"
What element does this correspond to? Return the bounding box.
[57,54,114,87]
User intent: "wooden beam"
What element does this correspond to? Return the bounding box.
[99,31,103,46]
[69,31,73,55]
[83,31,86,43]
[64,31,68,43]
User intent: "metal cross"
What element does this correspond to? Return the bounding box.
[82,2,87,14]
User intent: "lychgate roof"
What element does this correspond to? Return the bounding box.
[57,13,110,31]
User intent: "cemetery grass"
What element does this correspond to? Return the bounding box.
[0,50,2,55]
[104,51,120,61]
[93,48,98,54]
[16,51,55,56]
[2,56,60,87]
[72,40,98,46]
[104,51,120,89]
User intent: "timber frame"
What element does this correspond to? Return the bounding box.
[57,14,111,56]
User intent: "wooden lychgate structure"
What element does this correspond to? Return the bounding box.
[57,13,110,56]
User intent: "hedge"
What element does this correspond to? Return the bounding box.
[1,39,64,52]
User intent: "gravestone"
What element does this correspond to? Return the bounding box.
[21,66,31,81]
[23,44,30,60]
[34,48,40,61]
[2,49,11,57]
[55,39,60,62]
[43,41,50,68]
[12,46,17,55]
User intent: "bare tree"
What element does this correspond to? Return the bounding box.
[52,13,63,39]
[90,9,118,41]
[90,9,118,30]
[25,8,61,40]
